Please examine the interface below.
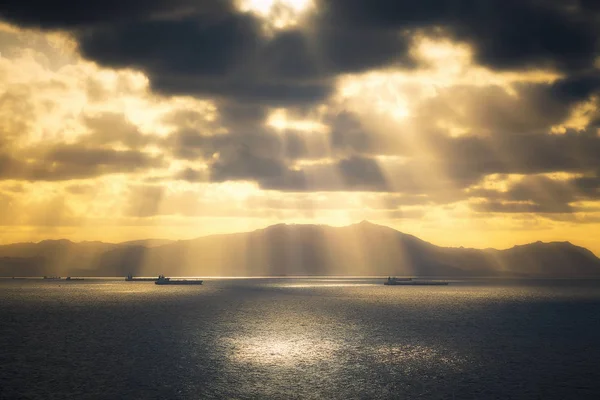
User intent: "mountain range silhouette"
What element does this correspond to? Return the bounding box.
[1,221,599,278]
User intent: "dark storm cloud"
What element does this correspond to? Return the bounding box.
[317,0,600,73]
[548,72,600,105]
[279,130,600,196]
[473,175,577,214]
[337,156,389,191]
[78,13,259,78]
[282,130,327,160]
[74,13,335,104]
[438,131,600,180]
[170,128,288,184]
[3,0,598,104]
[165,120,600,196]
[311,26,413,73]
[0,1,332,104]
[209,143,308,190]
[507,176,576,205]
[328,112,373,154]
[572,174,600,197]
[215,102,269,129]
[169,128,283,161]
[0,0,230,29]
[167,126,389,191]
[470,170,600,214]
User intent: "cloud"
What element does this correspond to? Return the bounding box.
[3,0,598,109]
[174,168,208,183]
[64,183,96,195]
[471,175,576,214]
[162,112,600,200]
[169,127,283,160]
[0,0,221,29]
[0,88,37,145]
[0,146,164,181]
[469,171,600,215]
[209,143,308,190]
[471,200,573,214]
[337,156,388,191]
[327,112,375,155]
[572,174,600,197]
[76,12,333,105]
[317,0,600,73]
[82,113,155,149]
[438,131,600,178]
[0,1,410,105]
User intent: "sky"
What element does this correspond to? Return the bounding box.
[0,0,599,253]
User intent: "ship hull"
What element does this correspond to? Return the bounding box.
[155,280,203,285]
[385,281,448,286]
[125,278,158,281]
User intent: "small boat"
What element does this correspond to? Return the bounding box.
[155,275,203,285]
[43,276,61,280]
[384,277,448,286]
[125,273,158,282]
[65,277,84,281]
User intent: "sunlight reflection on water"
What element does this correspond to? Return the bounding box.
[374,344,466,369]
[282,283,375,288]
[3,279,600,399]
[225,334,341,367]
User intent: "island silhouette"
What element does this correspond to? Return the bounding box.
[1,221,599,278]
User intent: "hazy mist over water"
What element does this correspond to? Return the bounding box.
[2,278,600,399]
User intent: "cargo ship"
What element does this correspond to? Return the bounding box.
[155,275,203,285]
[43,276,61,280]
[384,277,448,286]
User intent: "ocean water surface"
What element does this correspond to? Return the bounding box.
[1,278,600,399]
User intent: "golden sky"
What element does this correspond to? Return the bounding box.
[0,1,600,254]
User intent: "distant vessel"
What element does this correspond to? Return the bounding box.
[65,277,84,281]
[43,276,61,280]
[384,277,449,286]
[125,273,158,282]
[155,275,203,285]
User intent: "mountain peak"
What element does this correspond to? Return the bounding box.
[354,220,382,228]
[37,239,73,245]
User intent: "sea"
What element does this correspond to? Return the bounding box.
[1,278,600,399]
